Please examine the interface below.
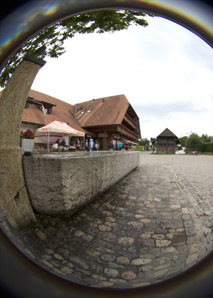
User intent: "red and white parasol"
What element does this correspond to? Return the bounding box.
[35,121,85,151]
[36,120,85,136]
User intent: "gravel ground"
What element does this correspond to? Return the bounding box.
[140,153,213,208]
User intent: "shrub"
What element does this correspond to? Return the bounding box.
[201,142,213,153]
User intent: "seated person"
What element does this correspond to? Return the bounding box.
[124,143,128,151]
[52,142,58,149]
[60,139,66,147]
[76,139,81,151]
[118,142,123,150]
[69,141,76,150]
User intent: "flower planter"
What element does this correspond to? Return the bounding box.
[20,139,34,154]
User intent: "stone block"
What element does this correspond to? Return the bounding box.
[23,152,139,216]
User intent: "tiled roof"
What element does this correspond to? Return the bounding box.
[73,94,130,127]
[0,89,138,133]
[22,90,84,132]
[157,128,178,138]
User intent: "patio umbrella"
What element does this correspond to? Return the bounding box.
[36,120,85,151]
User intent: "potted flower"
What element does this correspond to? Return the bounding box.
[20,129,35,154]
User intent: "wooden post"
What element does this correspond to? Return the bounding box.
[103,131,107,150]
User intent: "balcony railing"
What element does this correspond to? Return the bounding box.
[123,116,136,130]
[121,124,138,138]
[126,113,138,127]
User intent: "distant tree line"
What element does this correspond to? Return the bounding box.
[137,138,150,146]
[135,134,213,153]
[179,133,213,153]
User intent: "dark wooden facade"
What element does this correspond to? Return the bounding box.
[84,111,140,150]
[75,96,141,150]
[152,128,179,153]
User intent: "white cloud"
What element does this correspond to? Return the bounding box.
[32,15,213,139]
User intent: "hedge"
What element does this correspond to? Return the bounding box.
[201,143,213,153]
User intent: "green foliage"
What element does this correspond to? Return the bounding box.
[180,132,213,152]
[201,142,213,153]
[201,134,213,143]
[201,152,213,155]
[153,152,174,155]
[134,145,144,151]
[179,136,188,147]
[186,133,202,151]
[0,9,150,87]
[137,138,150,146]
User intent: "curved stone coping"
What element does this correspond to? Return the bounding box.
[38,151,130,159]
[23,151,139,216]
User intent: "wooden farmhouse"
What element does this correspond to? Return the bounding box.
[0,89,141,150]
[73,94,141,150]
[152,128,179,153]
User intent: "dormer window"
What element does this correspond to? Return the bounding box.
[38,101,55,114]
[25,97,55,114]
[43,107,48,114]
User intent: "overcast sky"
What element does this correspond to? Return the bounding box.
[31,15,213,139]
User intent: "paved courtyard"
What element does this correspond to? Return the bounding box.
[10,152,213,288]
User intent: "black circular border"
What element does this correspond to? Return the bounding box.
[0,1,212,297]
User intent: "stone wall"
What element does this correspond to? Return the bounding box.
[23,152,139,216]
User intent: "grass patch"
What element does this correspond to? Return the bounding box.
[200,152,213,156]
[134,146,144,152]
[152,152,175,155]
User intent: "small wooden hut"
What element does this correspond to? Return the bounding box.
[152,128,179,153]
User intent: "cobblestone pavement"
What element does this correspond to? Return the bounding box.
[13,153,213,288]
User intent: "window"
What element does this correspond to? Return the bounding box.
[43,108,48,114]
[40,104,53,114]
